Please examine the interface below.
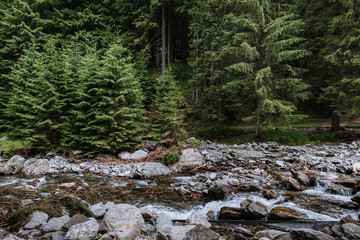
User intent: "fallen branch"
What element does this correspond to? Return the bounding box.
[189,163,207,174]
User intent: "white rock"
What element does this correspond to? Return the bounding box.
[119,151,132,160]
[171,148,205,172]
[3,155,26,175]
[158,225,196,240]
[104,201,116,210]
[103,204,144,240]
[131,150,148,160]
[24,211,49,229]
[64,218,99,240]
[90,202,106,218]
[23,159,50,176]
[186,212,211,228]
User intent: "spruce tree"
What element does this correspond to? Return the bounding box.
[81,41,144,152]
[230,0,310,138]
[151,70,185,145]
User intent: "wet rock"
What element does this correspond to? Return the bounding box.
[339,201,360,210]
[340,217,360,227]
[23,159,50,176]
[291,170,311,186]
[263,190,279,200]
[156,213,173,230]
[254,229,291,240]
[247,201,267,219]
[140,209,157,222]
[218,207,244,220]
[207,182,225,200]
[24,211,49,229]
[63,214,89,230]
[64,218,99,240]
[41,215,70,232]
[285,177,304,191]
[184,224,220,240]
[342,223,360,239]
[319,180,352,195]
[3,155,26,175]
[267,207,307,220]
[331,225,345,239]
[235,226,253,236]
[158,225,195,240]
[131,150,148,160]
[290,228,335,240]
[171,148,205,173]
[52,231,65,240]
[90,202,106,218]
[103,204,144,240]
[2,234,24,240]
[351,193,360,204]
[186,212,211,228]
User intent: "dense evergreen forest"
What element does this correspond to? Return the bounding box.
[0,0,359,153]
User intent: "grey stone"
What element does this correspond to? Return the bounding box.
[52,231,65,240]
[186,212,211,228]
[186,137,196,143]
[41,215,70,232]
[119,152,132,160]
[184,224,220,240]
[23,159,50,176]
[90,202,106,218]
[3,155,26,175]
[342,223,360,239]
[24,211,49,229]
[63,214,88,230]
[104,201,116,210]
[141,223,156,234]
[290,228,335,240]
[103,204,144,240]
[171,148,205,172]
[64,218,99,240]
[254,229,290,240]
[207,182,225,200]
[131,150,148,160]
[99,233,113,240]
[158,225,195,240]
[156,213,173,230]
[2,234,24,240]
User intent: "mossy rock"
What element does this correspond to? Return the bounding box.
[7,194,94,232]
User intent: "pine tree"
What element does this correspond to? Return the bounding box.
[230,0,310,138]
[151,70,185,145]
[81,41,144,152]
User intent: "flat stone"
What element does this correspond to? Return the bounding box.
[41,215,70,232]
[131,150,148,160]
[24,211,49,229]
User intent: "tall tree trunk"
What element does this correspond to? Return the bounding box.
[155,39,160,68]
[256,99,262,140]
[161,5,166,76]
[167,11,171,67]
[331,113,340,131]
[217,96,225,134]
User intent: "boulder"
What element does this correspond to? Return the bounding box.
[41,215,70,232]
[267,207,307,220]
[186,212,211,228]
[290,228,335,240]
[64,218,99,240]
[158,225,195,240]
[89,202,106,218]
[103,204,144,240]
[219,200,267,220]
[254,229,291,240]
[131,150,148,160]
[104,201,116,210]
[218,207,244,220]
[292,171,311,186]
[184,224,220,240]
[23,159,50,176]
[207,183,225,200]
[171,148,205,172]
[119,152,132,160]
[135,162,171,178]
[63,214,88,230]
[24,211,49,229]
[3,155,26,175]
[284,177,304,191]
[247,200,268,219]
[342,223,360,239]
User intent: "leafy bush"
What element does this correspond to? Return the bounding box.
[161,151,181,166]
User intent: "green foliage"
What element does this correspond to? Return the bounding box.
[0,139,30,157]
[261,129,309,145]
[151,70,186,145]
[309,133,335,143]
[161,150,181,166]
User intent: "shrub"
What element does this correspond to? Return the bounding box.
[161,151,181,166]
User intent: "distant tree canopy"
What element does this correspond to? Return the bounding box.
[0,0,359,152]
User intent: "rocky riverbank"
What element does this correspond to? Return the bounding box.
[1,140,360,239]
